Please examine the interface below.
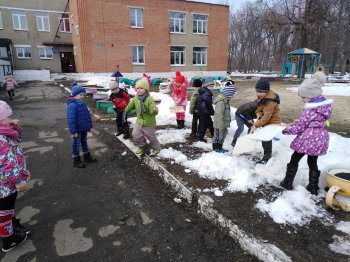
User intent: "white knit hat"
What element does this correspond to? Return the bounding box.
[108,80,119,89]
[298,72,326,98]
[0,100,13,121]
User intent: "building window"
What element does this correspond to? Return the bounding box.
[59,13,71,33]
[193,14,207,34]
[171,47,185,65]
[36,12,50,32]
[132,46,144,64]
[170,12,185,33]
[12,10,28,30]
[15,46,31,59]
[193,47,207,65]
[0,47,7,58]
[130,8,143,28]
[0,11,3,29]
[38,47,53,59]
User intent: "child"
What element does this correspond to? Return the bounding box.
[2,73,18,100]
[189,79,202,139]
[125,79,161,155]
[171,71,189,129]
[67,86,97,168]
[213,81,236,152]
[195,82,215,143]
[250,79,281,164]
[109,80,131,139]
[280,72,332,195]
[231,101,257,147]
[0,100,30,252]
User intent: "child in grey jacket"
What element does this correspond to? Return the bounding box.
[213,81,236,153]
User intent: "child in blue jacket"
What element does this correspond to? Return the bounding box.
[67,85,97,168]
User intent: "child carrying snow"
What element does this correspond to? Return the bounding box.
[213,81,236,153]
[280,72,332,195]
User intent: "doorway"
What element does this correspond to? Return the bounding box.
[60,52,76,73]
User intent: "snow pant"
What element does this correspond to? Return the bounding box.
[72,131,89,157]
[175,105,186,120]
[213,128,228,144]
[233,116,253,141]
[197,114,214,141]
[0,192,17,238]
[7,90,14,100]
[191,113,199,135]
[116,111,128,132]
[289,151,318,170]
[132,123,161,150]
[261,140,272,155]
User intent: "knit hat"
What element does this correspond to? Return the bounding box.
[192,79,202,88]
[71,85,86,96]
[109,80,119,90]
[71,81,78,87]
[221,82,237,98]
[175,71,185,83]
[255,79,270,93]
[135,79,149,90]
[298,76,325,99]
[0,100,13,121]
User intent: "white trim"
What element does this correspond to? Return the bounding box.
[304,99,333,109]
[191,12,209,16]
[0,11,3,29]
[169,45,187,47]
[168,10,188,14]
[14,44,31,47]
[132,63,146,66]
[37,45,53,48]
[0,6,69,14]
[193,33,208,36]
[130,26,144,29]
[170,65,186,67]
[128,6,144,9]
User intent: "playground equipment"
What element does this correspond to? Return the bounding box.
[281,48,321,82]
[326,169,350,212]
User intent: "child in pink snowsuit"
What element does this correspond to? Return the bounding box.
[171,71,188,129]
[2,73,18,100]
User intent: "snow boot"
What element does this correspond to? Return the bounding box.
[212,143,219,151]
[8,91,13,100]
[2,232,27,252]
[114,129,124,137]
[306,169,320,195]
[216,144,228,153]
[280,163,298,190]
[73,156,86,168]
[83,152,97,163]
[122,126,130,139]
[12,218,30,235]
[180,120,185,129]
[176,120,181,129]
[256,152,272,165]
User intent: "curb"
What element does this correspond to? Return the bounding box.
[117,136,292,262]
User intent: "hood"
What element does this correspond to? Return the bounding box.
[258,90,280,105]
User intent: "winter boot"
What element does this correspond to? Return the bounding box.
[83,152,97,163]
[11,90,15,97]
[212,143,219,151]
[122,126,130,139]
[73,156,86,168]
[135,146,147,154]
[2,232,27,252]
[8,91,12,100]
[231,138,237,148]
[176,120,181,129]
[12,218,30,235]
[216,144,228,153]
[280,164,298,190]
[180,120,185,129]
[256,152,272,165]
[306,169,320,195]
[189,133,197,140]
[114,129,124,137]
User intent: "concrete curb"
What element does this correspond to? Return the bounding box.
[116,136,292,262]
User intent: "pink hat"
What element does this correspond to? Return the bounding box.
[175,71,185,83]
[0,100,13,121]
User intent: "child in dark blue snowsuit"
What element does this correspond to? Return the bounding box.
[195,84,214,142]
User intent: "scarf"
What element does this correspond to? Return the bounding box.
[138,93,149,116]
[0,124,21,140]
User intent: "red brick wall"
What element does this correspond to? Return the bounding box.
[70,0,229,73]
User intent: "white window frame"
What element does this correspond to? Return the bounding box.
[0,11,3,29]
[193,14,207,34]
[132,46,145,65]
[170,46,185,66]
[14,45,31,59]
[193,47,207,65]
[58,13,71,33]
[170,12,185,33]
[12,10,28,30]
[130,7,143,28]
[36,11,50,32]
[38,46,53,60]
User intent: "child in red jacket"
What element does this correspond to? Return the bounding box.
[109,80,131,139]
[171,71,188,129]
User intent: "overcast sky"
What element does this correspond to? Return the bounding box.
[191,0,250,11]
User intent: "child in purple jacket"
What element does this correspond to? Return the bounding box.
[280,72,332,195]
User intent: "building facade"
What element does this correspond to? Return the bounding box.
[69,0,229,73]
[0,0,74,74]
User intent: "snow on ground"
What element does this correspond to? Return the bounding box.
[63,73,350,255]
[287,82,350,96]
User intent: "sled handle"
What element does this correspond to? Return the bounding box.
[326,186,341,210]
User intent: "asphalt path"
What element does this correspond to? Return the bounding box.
[0,82,256,261]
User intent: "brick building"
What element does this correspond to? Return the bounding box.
[69,0,229,74]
